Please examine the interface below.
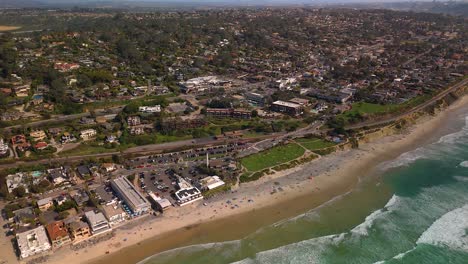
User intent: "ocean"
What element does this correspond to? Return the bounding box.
[140,110,468,264]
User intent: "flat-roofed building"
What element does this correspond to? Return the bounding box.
[148,192,172,212]
[110,177,150,216]
[271,100,303,116]
[102,204,126,226]
[175,176,203,206]
[245,92,265,106]
[66,218,91,242]
[84,210,111,235]
[16,226,51,259]
[37,197,54,212]
[199,176,225,191]
[206,108,252,119]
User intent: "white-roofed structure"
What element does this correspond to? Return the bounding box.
[175,176,203,206]
[148,192,172,212]
[199,176,225,190]
[110,176,150,215]
[16,226,51,259]
[84,210,111,235]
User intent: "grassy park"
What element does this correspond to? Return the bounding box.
[240,143,305,172]
[295,137,336,151]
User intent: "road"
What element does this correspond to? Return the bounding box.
[346,78,468,130]
[1,106,124,131]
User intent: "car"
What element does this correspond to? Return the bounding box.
[150,176,156,181]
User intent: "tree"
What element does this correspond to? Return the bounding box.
[12,186,26,197]
[57,211,69,220]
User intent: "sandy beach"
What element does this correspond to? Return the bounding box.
[1,95,467,264]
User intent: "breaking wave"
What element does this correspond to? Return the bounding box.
[417,204,468,252]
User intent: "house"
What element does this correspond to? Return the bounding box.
[54,195,69,206]
[13,84,30,97]
[0,138,9,156]
[101,163,117,173]
[289,98,310,106]
[11,134,31,152]
[46,221,71,248]
[84,210,111,235]
[34,141,49,150]
[54,62,80,72]
[80,129,97,141]
[13,207,36,226]
[127,116,141,126]
[102,204,126,226]
[16,226,51,259]
[48,128,63,137]
[80,117,95,125]
[76,165,92,179]
[61,132,77,144]
[30,130,47,142]
[47,167,70,185]
[66,218,91,241]
[37,197,54,211]
[139,105,161,113]
[105,135,117,144]
[72,189,90,206]
[271,100,303,116]
[6,173,29,194]
[129,125,145,135]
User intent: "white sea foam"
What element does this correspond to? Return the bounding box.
[380,147,428,169]
[351,209,385,236]
[231,233,344,264]
[137,240,241,264]
[460,161,468,168]
[270,188,354,228]
[454,176,468,182]
[417,204,468,252]
[351,195,400,236]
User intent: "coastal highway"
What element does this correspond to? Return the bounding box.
[0,123,322,169]
[346,78,468,130]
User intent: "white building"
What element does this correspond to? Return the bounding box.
[84,210,111,235]
[80,129,97,141]
[6,173,29,194]
[0,138,9,156]
[16,226,51,259]
[175,176,203,206]
[102,204,126,226]
[199,176,225,191]
[139,105,161,113]
[110,177,151,216]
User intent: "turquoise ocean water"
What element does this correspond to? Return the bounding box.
[141,111,468,264]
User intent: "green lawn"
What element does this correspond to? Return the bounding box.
[347,102,400,116]
[241,143,305,172]
[295,138,336,151]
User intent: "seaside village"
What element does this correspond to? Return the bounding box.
[5,151,233,260]
[0,8,466,262]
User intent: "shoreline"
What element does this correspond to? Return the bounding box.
[2,95,467,264]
